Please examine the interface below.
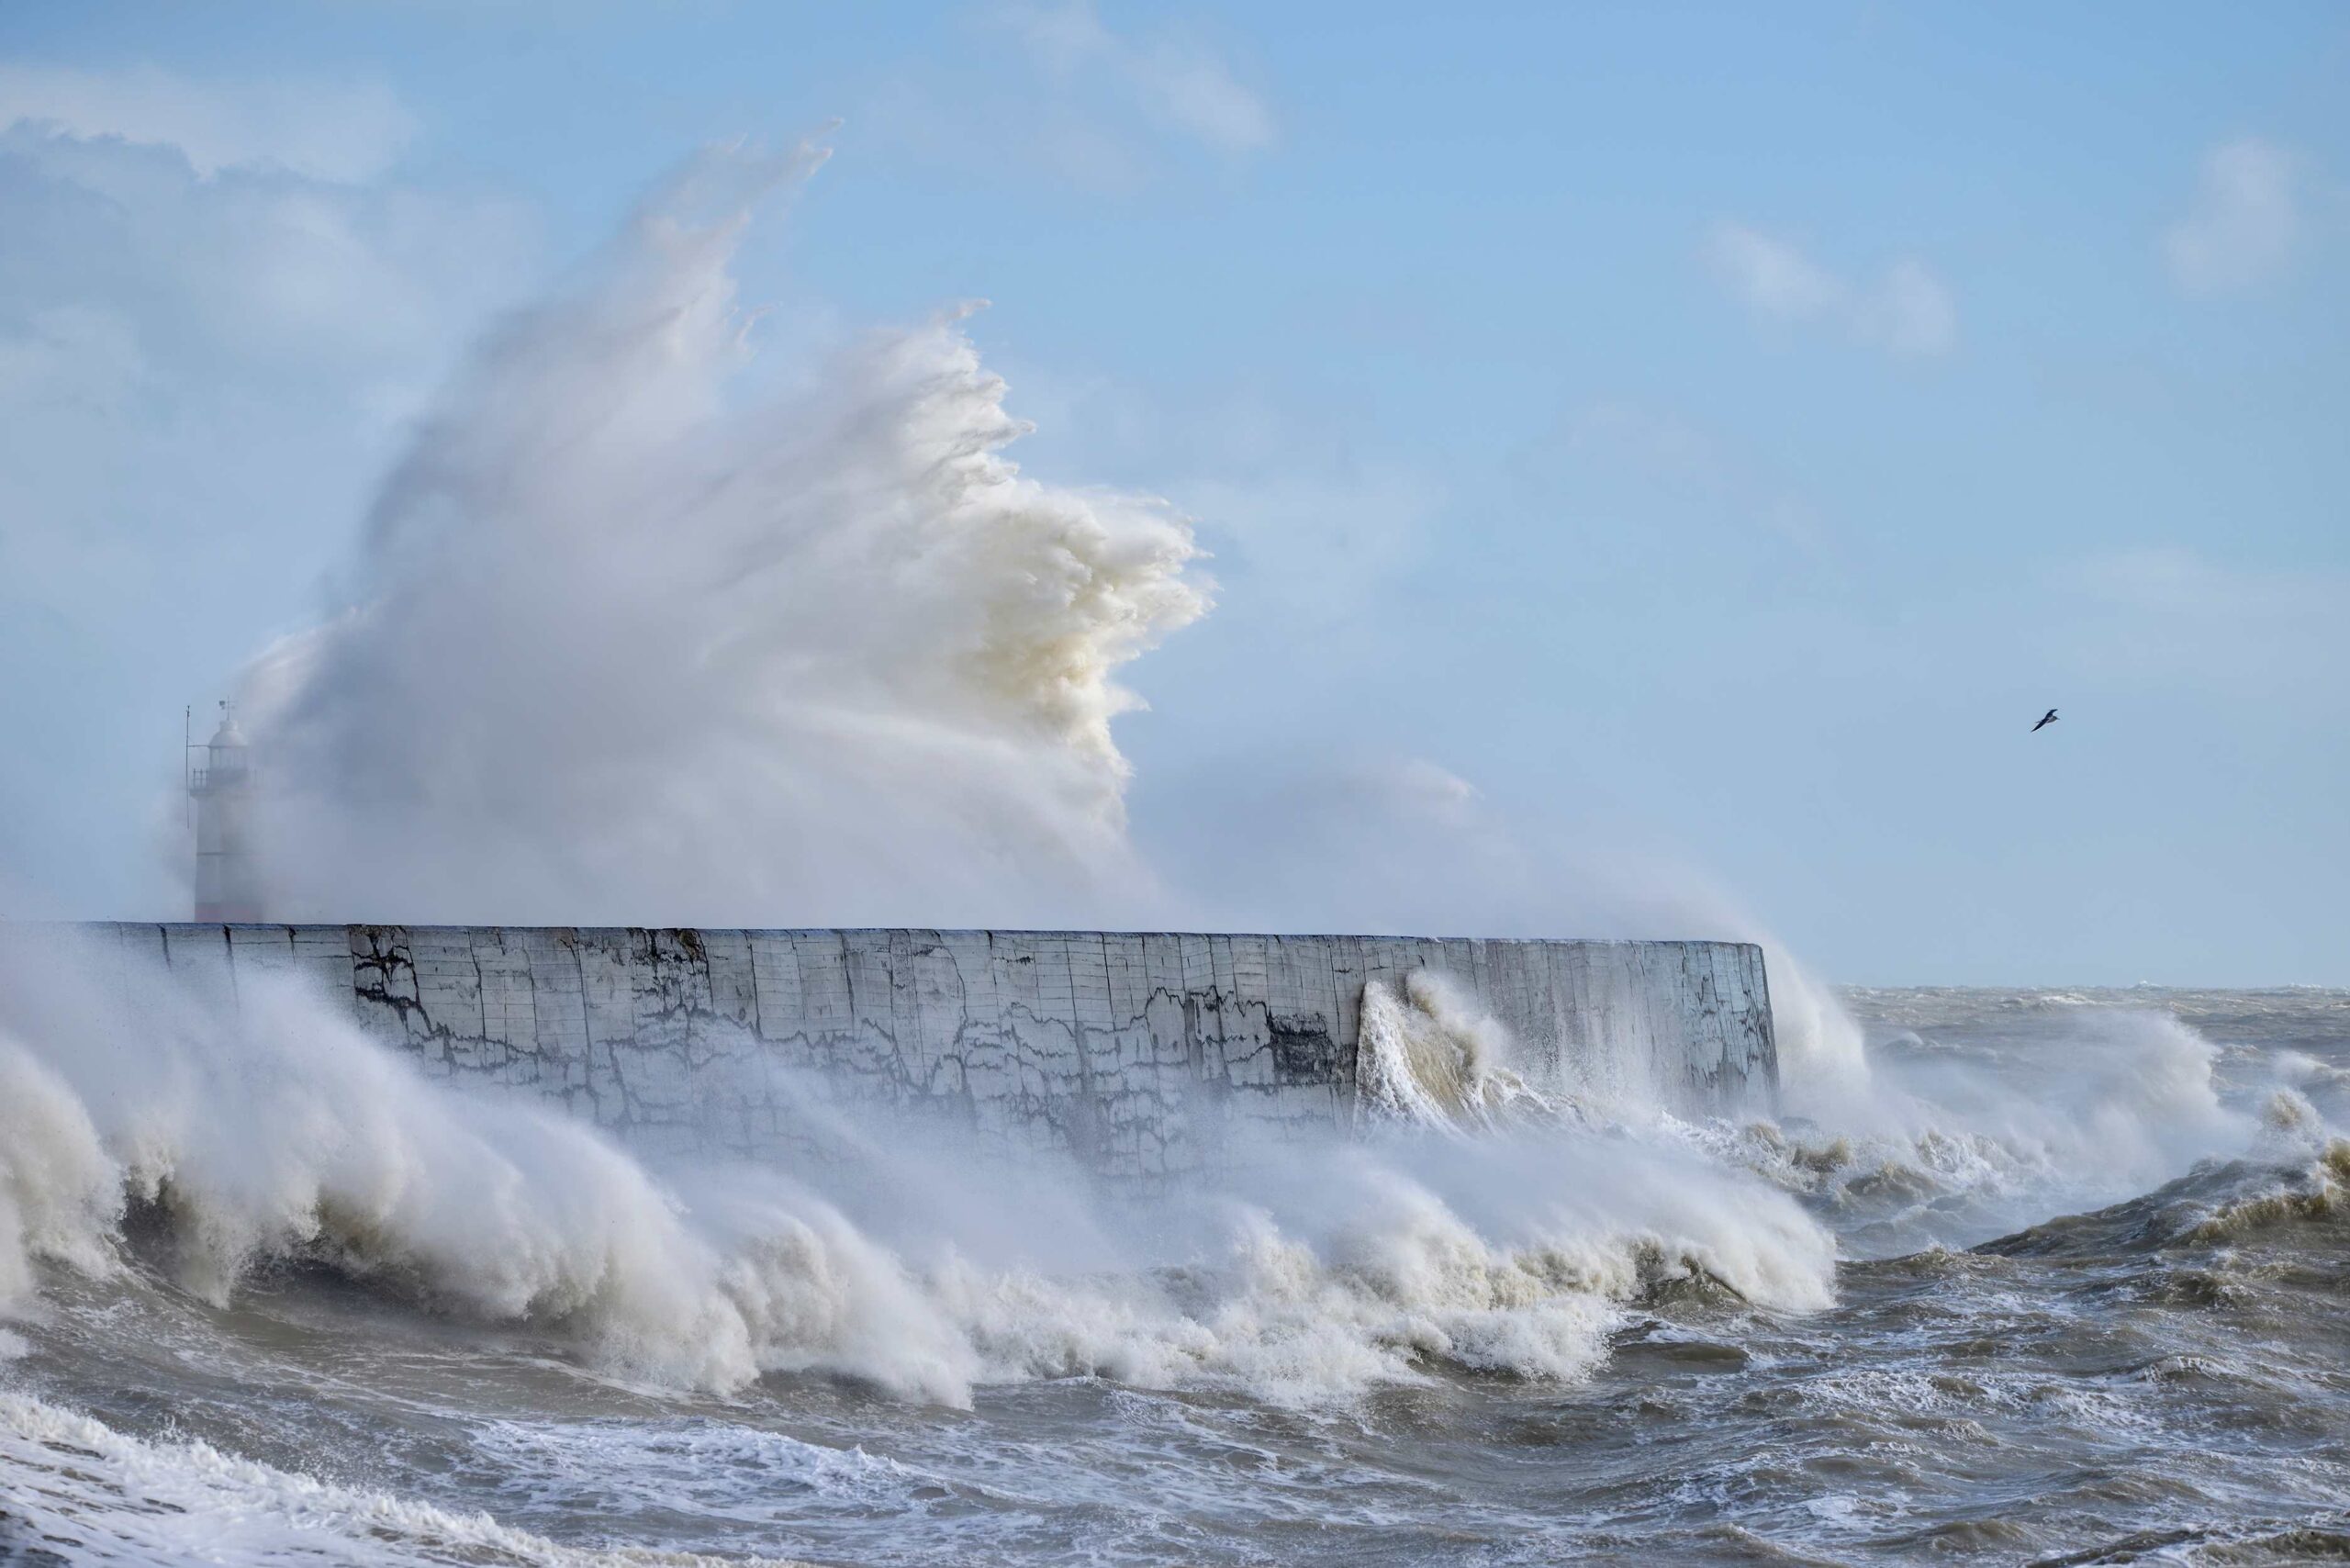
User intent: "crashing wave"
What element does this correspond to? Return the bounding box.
[2178,1137,2350,1247]
[1975,1138,2350,1261]
[1662,1006,2313,1256]
[1355,970,1567,1131]
[0,935,1836,1411]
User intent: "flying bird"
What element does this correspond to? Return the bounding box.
[2031,709,2059,733]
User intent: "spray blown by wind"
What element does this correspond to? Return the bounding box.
[243,143,1207,926]
[229,140,1866,1111]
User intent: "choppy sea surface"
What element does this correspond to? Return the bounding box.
[4,976,2346,1566]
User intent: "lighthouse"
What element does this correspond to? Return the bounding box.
[189,701,264,922]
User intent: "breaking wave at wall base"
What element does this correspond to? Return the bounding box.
[0,932,1834,1416]
[1356,969,1568,1129]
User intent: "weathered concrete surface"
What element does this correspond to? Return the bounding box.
[93,924,1777,1177]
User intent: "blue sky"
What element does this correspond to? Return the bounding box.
[1,2,2344,983]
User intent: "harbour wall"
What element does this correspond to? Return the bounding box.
[90,924,1777,1178]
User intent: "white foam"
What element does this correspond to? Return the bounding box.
[0,1386,814,1565]
[463,1415,922,1521]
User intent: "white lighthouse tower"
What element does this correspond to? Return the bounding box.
[189,700,264,922]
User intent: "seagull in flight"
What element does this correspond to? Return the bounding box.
[2031,708,2059,733]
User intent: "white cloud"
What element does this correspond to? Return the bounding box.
[1707,221,1958,358]
[1707,223,1842,320]
[1002,1,1274,155]
[1179,464,1438,623]
[1353,756,1480,824]
[2071,544,2333,620]
[2057,545,2350,700]
[1546,399,1836,566]
[865,5,1273,194]
[0,100,536,627]
[0,304,145,412]
[0,124,534,375]
[1855,258,1959,356]
[2164,136,2300,296]
[1131,40,1276,154]
[0,62,415,182]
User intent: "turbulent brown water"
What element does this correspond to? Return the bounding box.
[4,981,2346,1566]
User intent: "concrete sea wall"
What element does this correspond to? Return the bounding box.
[94,924,1777,1178]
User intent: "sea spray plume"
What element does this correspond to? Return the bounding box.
[241,140,1209,926]
[1752,945,1871,1107]
[1707,1005,2266,1255]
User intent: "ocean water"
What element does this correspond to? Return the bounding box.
[4,971,2346,1566]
